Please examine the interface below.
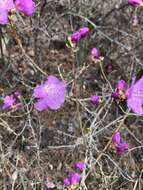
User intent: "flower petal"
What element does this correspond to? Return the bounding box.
[112,132,121,145]
[33,85,47,98]
[34,99,48,111]
[15,0,35,16]
[0,8,8,25]
[116,143,128,155]
[127,76,143,115]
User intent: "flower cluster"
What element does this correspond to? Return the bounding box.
[0,0,35,25]
[33,75,67,111]
[2,75,67,112]
[2,91,22,110]
[112,132,128,155]
[63,162,85,188]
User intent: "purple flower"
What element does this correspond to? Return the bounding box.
[112,132,121,145]
[0,0,35,25]
[111,92,119,99]
[90,95,99,105]
[64,172,81,187]
[0,0,15,10]
[116,143,129,155]
[0,8,8,24]
[2,92,22,110]
[2,95,16,109]
[116,80,126,90]
[128,0,143,6]
[63,178,71,187]
[0,0,15,25]
[126,76,143,115]
[68,172,81,185]
[33,75,67,111]
[91,48,100,59]
[71,31,81,44]
[78,27,89,38]
[70,27,89,44]
[112,132,128,155]
[74,162,85,171]
[15,0,35,16]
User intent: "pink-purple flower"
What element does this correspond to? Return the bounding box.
[112,132,128,155]
[63,178,71,187]
[2,92,22,110]
[78,27,90,38]
[33,75,67,111]
[111,92,119,99]
[0,0,15,24]
[126,76,143,115]
[74,162,85,171]
[69,172,80,185]
[63,172,81,187]
[112,79,127,101]
[15,0,35,16]
[90,95,100,105]
[71,31,81,44]
[2,94,15,109]
[116,80,126,91]
[0,7,8,24]
[128,0,143,6]
[0,0,35,25]
[70,27,89,44]
[0,0,15,10]
[91,47,100,60]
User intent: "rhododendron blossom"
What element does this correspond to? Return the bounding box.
[2,94,15,109]
[63,172,81,187]
[116,80,126,91]
[2,92,22,110]
[74,162,85,171]
[69,27,89,45]
[111,92,119,99]
[0,0,35,25]
[33,75,67,111]
[112,79,127,102]
[126,76,143,115]
[15,0,35,16]
[112,132,128,155]
[71,31,81,44]
[63,178,71,187]
[69,172,80,186]
[0,0,15,24]
[90,95,100,105]
[91,47,100,59]
[78,27,89,38]
[0,0,15,10]
[0,7,8,24]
